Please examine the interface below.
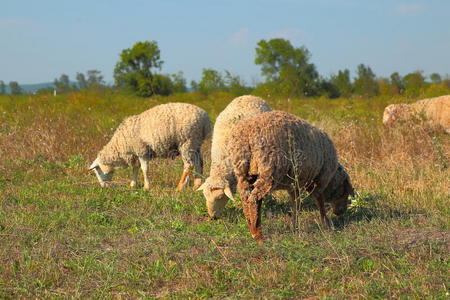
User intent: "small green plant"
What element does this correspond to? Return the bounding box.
[65,154,85,169]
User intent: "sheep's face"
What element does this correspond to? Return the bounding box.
[330,177,353,216]
[324,166,354,216]
[197,179,234,219]
[383,104,409,126]
[382,105,396,125]
[89,158,114,187]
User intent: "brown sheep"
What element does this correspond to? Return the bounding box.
[229,111,354,241]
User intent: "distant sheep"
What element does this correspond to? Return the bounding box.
[229,111,354,241]
[197,95,271,218]
[383,95,450,133]
[89,102,211,191]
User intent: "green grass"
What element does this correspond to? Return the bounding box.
[0,91,449,298]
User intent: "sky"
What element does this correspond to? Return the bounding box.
[1,0,450,85]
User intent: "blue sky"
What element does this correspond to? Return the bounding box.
[1,0,450,85]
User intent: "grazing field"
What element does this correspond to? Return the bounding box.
[0,91,449,298]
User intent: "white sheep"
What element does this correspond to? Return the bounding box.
[89,102,211,190]
[383,95,450,133]
[197,95,271,218]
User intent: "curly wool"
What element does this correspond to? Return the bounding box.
[230,110,341,195]
[98,102,211,169]
[383,95,450,133]
[206,95,271,190]
[229,111,353,239]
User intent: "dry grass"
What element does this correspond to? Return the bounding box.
[0,91,448,298]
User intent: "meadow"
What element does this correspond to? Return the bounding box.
[0,90,448,298]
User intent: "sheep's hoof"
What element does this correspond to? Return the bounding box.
[143,185,150,191]
[192,179,202,190]
[251,228,264,242]
[321,216,333,228]
[253,234,265,243]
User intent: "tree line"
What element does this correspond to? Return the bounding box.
[0,81,23,95]
[2,39,449,98]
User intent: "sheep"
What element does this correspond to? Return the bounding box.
[196,95,271,218]
[89,102,211,191]
[229,110,354,241]
[383,95,450,133]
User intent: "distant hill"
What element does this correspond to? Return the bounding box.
[2,81,111,94]
[4,82,56,94]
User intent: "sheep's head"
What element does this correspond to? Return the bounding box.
[89,157,114,187]
[196,177,234,219]
[383,104,409,126]
[323,165,354,216]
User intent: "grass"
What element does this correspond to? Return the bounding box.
[0,91,449,298]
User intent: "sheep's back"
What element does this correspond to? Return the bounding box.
[415,96,450,129]
[138,103,210,156]
[230,110,338,190]
[210,95,271,172]
[387,95,450,130]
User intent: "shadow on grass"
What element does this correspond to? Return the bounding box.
[222,191,426,230]
[330,192,427,229]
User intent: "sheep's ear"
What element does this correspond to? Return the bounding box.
[224,185,234,201]
[196,182,206,191]
[88,158,100,171]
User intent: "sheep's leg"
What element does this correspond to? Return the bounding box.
[176,168,191,191]
[139,158,150,191]
[243,197,263,241]
[313,192,331,227]
[130,166,139,188]
[177,144,199,191]
[192,150,204,190]
[240,176,273,242]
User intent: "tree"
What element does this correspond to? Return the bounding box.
[378,78,394,96]
[9,81,22,95]
[390,72,404,94]
[76,73,88,89]
[54,74,74,94]
[171,71,187,93]
[198,68,225,94]
[255,38,319,97]
[0,80,5,94]
[150,74,173,96]
[330,69,352,97]
[114,40,163,97]
[190,80,199,92]
[224,70,251,95]
[353,64,379,97]
[87,70,104,88]
[429,73,442,84]
[403,71,426,97]
[77,70,105,89]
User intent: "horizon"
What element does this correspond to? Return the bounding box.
[2,0,450,85]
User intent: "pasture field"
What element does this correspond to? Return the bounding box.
[0,91,449,298]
